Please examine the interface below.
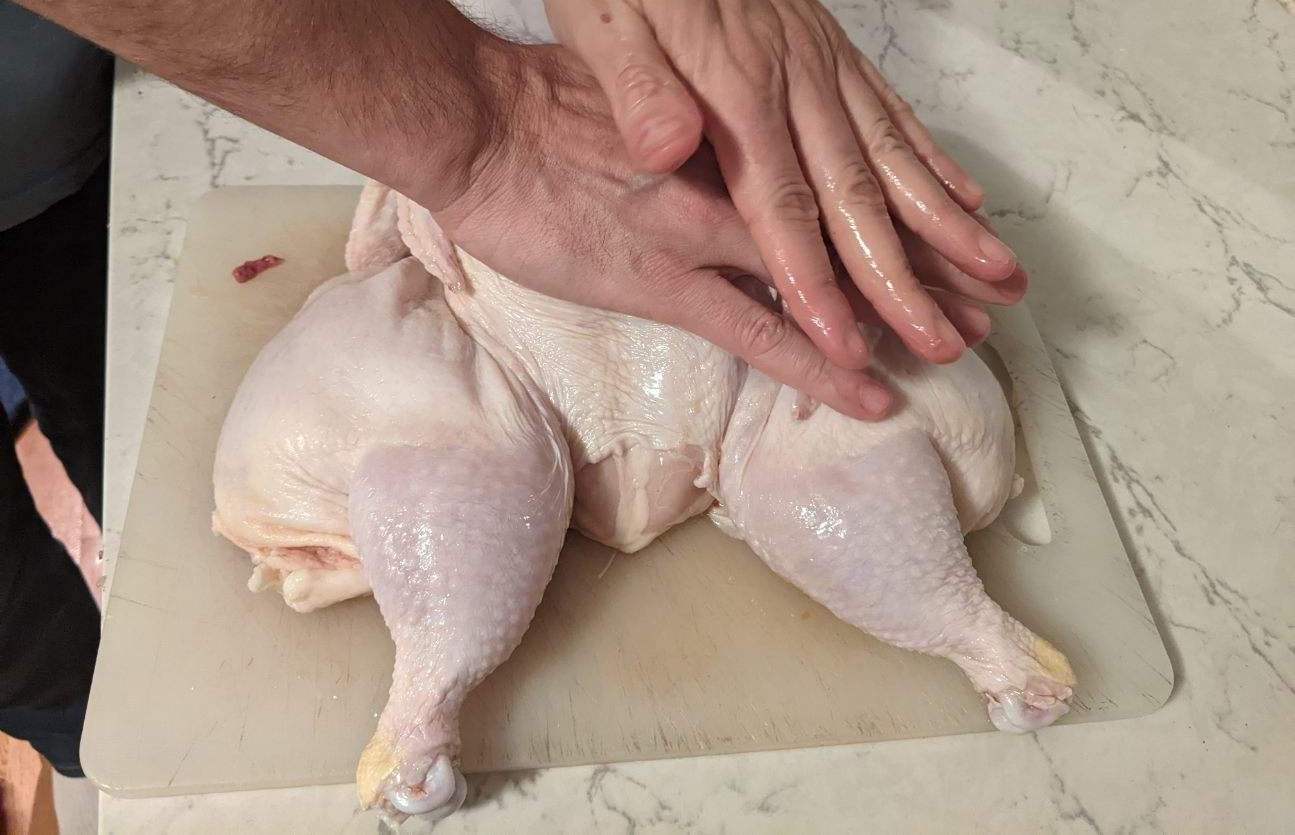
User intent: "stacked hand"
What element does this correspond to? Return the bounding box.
[414,0,1029,420]
[540,0,1028,396]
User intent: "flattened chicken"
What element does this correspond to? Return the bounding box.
[212,181,1074,823]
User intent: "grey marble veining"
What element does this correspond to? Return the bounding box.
[101,0,1293,831]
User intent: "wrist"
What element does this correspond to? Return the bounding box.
[425,43,609,224]
[373,25,533,213]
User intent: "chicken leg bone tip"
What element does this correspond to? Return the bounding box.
[986,679,1073,733]
[382,754,466,820]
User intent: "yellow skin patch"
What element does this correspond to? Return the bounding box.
[356,731,397,809]
[1033,636,1078,687]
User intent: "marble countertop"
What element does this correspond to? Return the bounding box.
[98,0,1294,831]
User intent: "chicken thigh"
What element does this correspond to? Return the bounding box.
[212,181,1074,824]
[713,344,1074,734]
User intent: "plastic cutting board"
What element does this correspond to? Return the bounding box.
[82,187,1173,797]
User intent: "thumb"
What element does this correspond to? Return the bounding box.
[546,0,703,173]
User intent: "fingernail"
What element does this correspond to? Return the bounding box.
[963,178,985,205]
[977,229,1016,271]
[934,317,967,363]
[859,383,892,416]
[965,306,992,344]
[844,326,870,366]
[995,265,1028,304]
[1012,265,1029,295]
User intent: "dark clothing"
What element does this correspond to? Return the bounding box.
[0,0,112,231]
[0,701,89,777]
[0,164,107,777]
[0,1,111,777]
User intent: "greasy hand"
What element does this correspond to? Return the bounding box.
[425,44,892,419]
[545,0,1026,369]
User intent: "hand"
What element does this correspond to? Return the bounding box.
[418,43,895,419]
[545,0,1023,369]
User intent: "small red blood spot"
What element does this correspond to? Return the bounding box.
[600,12,612,23]
[232,254,285,283]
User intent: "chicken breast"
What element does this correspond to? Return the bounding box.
[390,194,741,553]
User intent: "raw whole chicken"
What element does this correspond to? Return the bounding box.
[212,181,1076,823]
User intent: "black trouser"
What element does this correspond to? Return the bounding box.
[0,163,107,777]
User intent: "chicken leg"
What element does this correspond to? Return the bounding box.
[351,438,572,821]
[713,368,1075,732]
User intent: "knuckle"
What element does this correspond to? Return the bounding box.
[737,308,793,361]
[782,19,825,59]
[727,46,780,91]
[745,11,788,54]
[780,16,840,81]
[835,159,888,212]
[861,113,908,158]
[794,346,832,384]
[759,177,820,226]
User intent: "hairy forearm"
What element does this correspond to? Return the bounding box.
[17,0,521,208]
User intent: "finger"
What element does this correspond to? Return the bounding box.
[851,51,984,212]
[927,287,992,347]
[546,0,703,173]
[898,226,1029,306]
[785,68,966,364]
[839,279,988,348]
[705,89,872,370]
[836,279,885,327]
[659,270,893,419]
[837,60,1017,283]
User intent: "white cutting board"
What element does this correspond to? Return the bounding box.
[82,187,1172,798]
